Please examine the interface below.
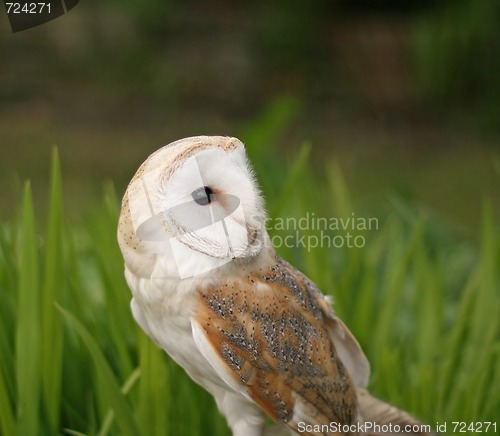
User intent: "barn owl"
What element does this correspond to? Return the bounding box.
[117,136,432,436]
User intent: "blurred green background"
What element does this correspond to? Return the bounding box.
[1,0,499,232]
[1,1,499,435]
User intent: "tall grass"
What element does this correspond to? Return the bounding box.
[0,147,498,435]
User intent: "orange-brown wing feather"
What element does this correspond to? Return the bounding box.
[194,256,358,435]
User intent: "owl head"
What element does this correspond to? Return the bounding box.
[118,136,271,280]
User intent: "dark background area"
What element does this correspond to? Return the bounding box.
[1,0,499,234]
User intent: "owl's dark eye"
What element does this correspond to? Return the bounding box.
[192,186,214,206]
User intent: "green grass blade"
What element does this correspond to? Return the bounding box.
[57,305,140,436]
[371,218,423,358]
[136,333,170,435]
[270,142,311,218]
[0,360,15,436]
[90,185,135,378]
[98,368,140,436]
[0,227,16,435]
[327,160,352,219]
[15,182,41,436]
[64,429,88,436]
[41,147,64,433]
[240,95,300,160]
[466,202,499,419]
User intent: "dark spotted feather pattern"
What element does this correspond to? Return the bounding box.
[195,256,358,435]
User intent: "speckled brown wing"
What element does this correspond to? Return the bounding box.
[279,258,371,390]
[192,256,362,435]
